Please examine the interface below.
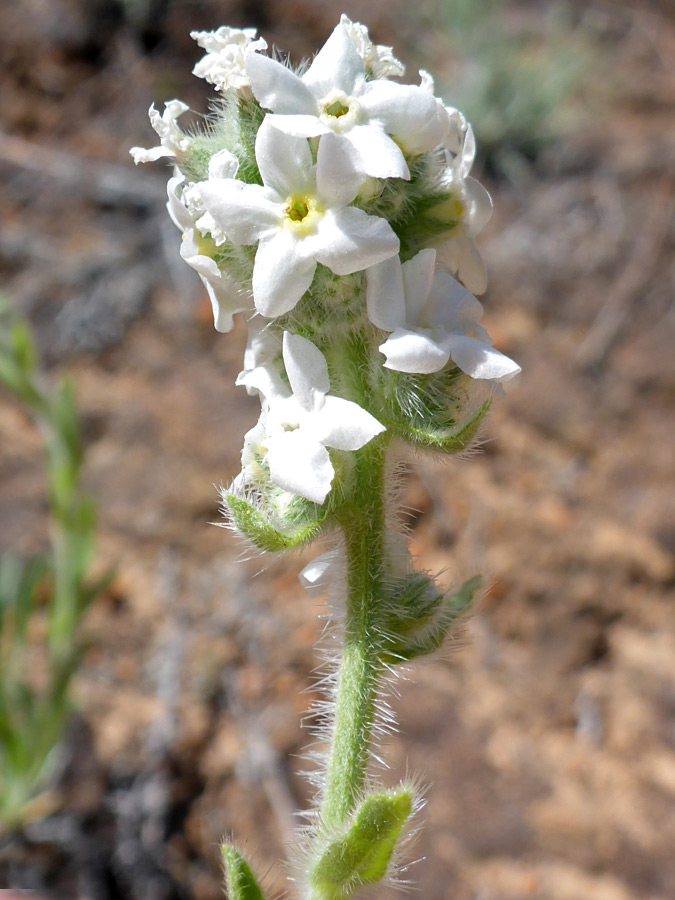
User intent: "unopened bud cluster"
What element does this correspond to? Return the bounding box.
[133,16,520,899]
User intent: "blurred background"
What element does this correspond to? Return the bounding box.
[0,0,674,897]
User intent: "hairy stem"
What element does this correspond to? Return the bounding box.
[321,434,388,828]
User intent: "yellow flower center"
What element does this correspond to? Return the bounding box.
[194,234,218,256]
[429,194,464,227]
[283,194,323,235]
[323,99,350,119]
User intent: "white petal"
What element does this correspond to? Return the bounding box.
[203,276,244,333]
[198,180,280,244]
[366,256,406,331]
[464,176,493,235]
[245,51,318,114]
[314,395,385,450]
[130,145,173,164]
[401,249,437,324]
[282,332,330,408]
[379,327,450,374]
[346,125,409,180]
[264,113,330,138]
[179,234,248,333]
[456,235,488,295]
[255,118,314,197]
[266,431,334,503]
[398,101,450,155]
[437,233,488,295]
[444,335,521,381]
[166,175,193,231]
[208,149,240,180]
[430,272,486,335]
[311,207,399,276]
[303,24,364,98]
[252,231,316,316]
[236,363,288,400]
[359,81,437,136]
[316,132,366,207]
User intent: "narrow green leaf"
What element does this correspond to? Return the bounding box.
[221,845,268,900]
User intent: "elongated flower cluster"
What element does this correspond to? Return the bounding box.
[133,16,520,899]
[132,15,519,513]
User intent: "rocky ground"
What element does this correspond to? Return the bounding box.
[0,1,674,898]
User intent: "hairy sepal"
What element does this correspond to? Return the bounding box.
[381,366,491,453]
[381,574,481,664]
[222,844,268,900]
[223,491,329,552]
[308,786,414,900]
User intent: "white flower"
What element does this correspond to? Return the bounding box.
[198,118,400,318]
[190,26,267,95]
[130,100,191,164]
[367,249,520,380]
[238,332,385,504]
[244,23,438,180]
[167,172,251,332]
[339,14,405,79]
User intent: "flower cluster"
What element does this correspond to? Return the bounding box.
[131,15,519,512]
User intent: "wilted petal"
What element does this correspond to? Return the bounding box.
[130,145,173,164]
[366,256,406,331]
[379,327,450,374]
[311,207,399,276]
[198,180,280,244]
[255,118,314,197]
[266,431,334,503]
[246,52,318,114]
[303,24,364,98]
[282,332,330,409]
[443,335,521,381]
[314,395,385,450]
[252,231,316,316]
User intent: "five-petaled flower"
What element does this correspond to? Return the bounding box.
[244,23,439,180]
[238,332,385,503]
[367,249,521,380]
[198,118,400,317]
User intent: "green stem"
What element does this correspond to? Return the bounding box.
[321,434,388,828]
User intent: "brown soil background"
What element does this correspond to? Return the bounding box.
[1,1,674,898]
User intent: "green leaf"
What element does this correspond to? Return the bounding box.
[310,787,413,900]
[221,845,268,900]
